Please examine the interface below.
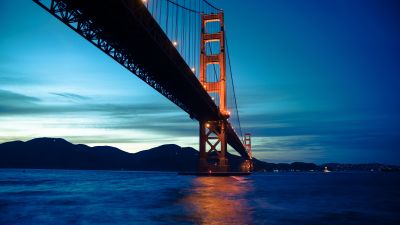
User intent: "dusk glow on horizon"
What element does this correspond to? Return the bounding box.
[0,0,399,164]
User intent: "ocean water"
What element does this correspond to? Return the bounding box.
[0,169,399,225]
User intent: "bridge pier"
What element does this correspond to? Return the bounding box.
[199,120,229,172]
[241,160,254,173]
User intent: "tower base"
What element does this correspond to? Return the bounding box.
[240,160,254,173]
[199,120,229,173]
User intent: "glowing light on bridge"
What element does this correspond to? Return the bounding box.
[172,41,178,47]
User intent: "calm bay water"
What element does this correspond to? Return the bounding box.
[0,169,399,225]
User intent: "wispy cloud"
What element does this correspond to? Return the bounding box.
[0,89,179,116]
[51,92,90,101]
[244,107,400,163]
[0,89,197,145]
[0,89,41,114]
[0,89,40,103]
[1,88,400,163]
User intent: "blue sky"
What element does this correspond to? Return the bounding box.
[0,0,399,164]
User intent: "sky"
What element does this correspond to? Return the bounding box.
[0,0,399,164]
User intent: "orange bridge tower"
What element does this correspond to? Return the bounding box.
[199,12,230,172]
[242,133,254,172]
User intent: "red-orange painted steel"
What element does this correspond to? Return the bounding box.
[199,12,230,172]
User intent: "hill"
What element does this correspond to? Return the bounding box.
[0,137,319,172]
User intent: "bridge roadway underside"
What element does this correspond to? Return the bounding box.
[43,0,250,160]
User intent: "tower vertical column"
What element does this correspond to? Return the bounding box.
[198,12,229,172]
[199,121,208,171]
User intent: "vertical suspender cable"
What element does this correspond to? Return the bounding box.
[155,0,158,20]
[177,1,179,45]
[225,28,243,138]
[188,1,191,70]
[166,1,169,36]
[159,1,163,28]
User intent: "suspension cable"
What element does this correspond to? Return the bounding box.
[166,0,201,14]
[203,0,222,11]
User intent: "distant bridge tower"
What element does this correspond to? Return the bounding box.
[244,133,252,159]
[199,11,229,172]
[242,133,253,172]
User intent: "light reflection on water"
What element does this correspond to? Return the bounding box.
[180,176,254,224]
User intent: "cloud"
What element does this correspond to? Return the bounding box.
[103,112,198,137]
[0,72,35,86]
[1,89,399,164]
[0,89,41,114]
[0,89,179,115]
[0,89,40,103]
[0,89,197,138]
[239,106,400,163]
[51,92,90,101]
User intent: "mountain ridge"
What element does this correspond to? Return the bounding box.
[1,138,398,172]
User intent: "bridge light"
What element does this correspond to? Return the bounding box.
[205,123,210,128]
[142,0,147,3]
[191,67,195,72]
[172,41,178,47]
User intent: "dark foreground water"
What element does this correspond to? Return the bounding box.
[0,169,399,225]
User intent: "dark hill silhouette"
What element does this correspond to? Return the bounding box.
[0,137,322,171]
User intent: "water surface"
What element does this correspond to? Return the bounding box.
[0,169,399,224]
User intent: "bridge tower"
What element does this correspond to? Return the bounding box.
[199,11,229,172]
[244,133,252,159]
[242,133,254,172]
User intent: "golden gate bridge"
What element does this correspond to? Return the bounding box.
[33,0,253,174]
